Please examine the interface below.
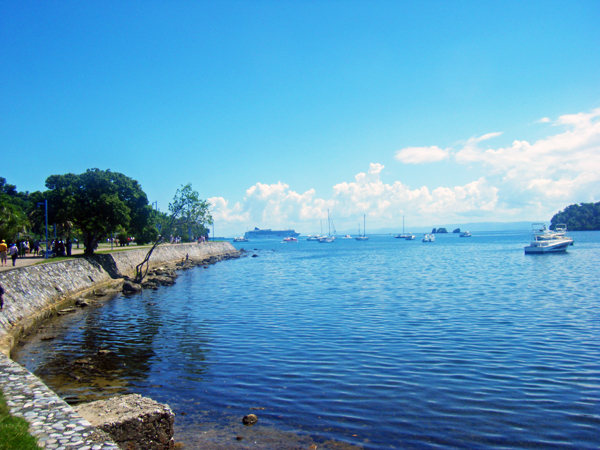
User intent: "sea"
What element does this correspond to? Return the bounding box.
[12,231,600,450]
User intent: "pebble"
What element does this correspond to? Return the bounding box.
[0,354,119,450]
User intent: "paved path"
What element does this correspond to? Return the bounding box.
[1,353,119,449]
[0,245,152,273]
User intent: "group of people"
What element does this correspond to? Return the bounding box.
[0,238,77,266]
[0,240,20,266]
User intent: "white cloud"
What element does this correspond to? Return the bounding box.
[210,107,600,235]
[394,146,450,164]
[210,163,499,235]
[454,107,600,204]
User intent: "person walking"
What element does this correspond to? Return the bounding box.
[0,240,7,266]
[8,243,18,266]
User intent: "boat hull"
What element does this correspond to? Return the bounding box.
[524,239,573,254]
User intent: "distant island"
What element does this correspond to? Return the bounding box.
[550,201,600,231]
[432,227,448,234]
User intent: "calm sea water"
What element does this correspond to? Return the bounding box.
[14,231,600,450]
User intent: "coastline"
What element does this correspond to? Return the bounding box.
[0,242,240,450]
[0,242,239,357]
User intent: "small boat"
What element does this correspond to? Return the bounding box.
[233,237,249,242]
[318,236,336,243]
[318,210,337,243]
[306,235,321,241]
[394,216,412,239]
[355,215,369,241]
[460,231,472,237]
[422,234,435,242]
[283,237,298,242]
[342,235,353,239]
[524,223,573,254]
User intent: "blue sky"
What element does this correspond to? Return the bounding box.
[2,1,599,236]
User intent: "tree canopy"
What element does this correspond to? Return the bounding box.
[550,202,600,231]
[134,183,212,283]
[46,169,152,255]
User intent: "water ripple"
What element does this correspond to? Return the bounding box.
[13,232,600,450]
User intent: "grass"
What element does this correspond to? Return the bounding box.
[27,241,226,267]
[0,391,41,450]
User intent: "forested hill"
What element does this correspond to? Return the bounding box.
[550,202,600,231]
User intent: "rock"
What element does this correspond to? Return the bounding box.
[74,394,175,450]
[242,414,258,426]
[142,281,159,290]
[97,349,113,356]
[236,436,243,441]
[147,276,175,286]
[252,254,258,258]
[58,307,77,315]
[75,298,91,307]
[122,282,143,294]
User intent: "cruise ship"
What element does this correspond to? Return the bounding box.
[244,227,301,239]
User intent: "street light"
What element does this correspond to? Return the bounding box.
[37,199,49,259]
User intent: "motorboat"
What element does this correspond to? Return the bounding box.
[233,237,249,242]
[306,235,321,241]
[405,234,416,240]
[535,223,571,242]
[318,236,336,243]
[460,231,472,237]
[283,237,298,242]
[524,223,573,254]
[342,235,353,239]
[422,234,435,242]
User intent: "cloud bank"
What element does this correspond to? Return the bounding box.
[210,107,600,235]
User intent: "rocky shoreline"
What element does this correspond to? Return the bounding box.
[0,242,242,450]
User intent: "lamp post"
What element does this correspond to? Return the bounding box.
[37,199,49,259]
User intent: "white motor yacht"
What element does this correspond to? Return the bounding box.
[422,234,435,242]
[524,223,573,254]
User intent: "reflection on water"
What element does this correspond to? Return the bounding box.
[13,232,600,450]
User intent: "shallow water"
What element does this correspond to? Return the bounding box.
[14,231,600,449]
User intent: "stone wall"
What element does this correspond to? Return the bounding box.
[0,242,238,357]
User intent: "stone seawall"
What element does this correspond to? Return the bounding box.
[0,242,238,357]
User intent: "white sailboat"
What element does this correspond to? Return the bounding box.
[307,219,323,241]
[318,210,337,243]
[355,215,369,241]
[395,215,413,239]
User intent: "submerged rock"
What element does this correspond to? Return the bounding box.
[242,414,258,426]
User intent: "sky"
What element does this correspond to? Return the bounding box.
[2,1,599,236]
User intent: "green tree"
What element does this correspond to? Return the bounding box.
[165,183,212,240]
[134,183,212,283]
[45,169,152,255]
[550,202,600,231]
[0,178,29,240]
[0,193,28,241]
